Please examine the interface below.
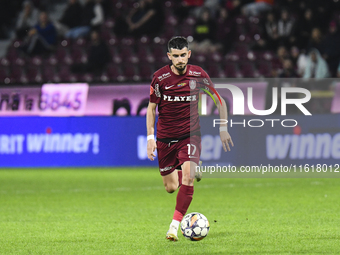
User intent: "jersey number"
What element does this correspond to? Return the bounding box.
[187,144,197,156]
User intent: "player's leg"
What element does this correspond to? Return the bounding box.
[161,170,179,193]
[166,136,201,241]
[157,140,182,193]
[166,161,196,241]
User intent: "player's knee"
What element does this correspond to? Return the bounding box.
[164,183,177,193]
[182,174,194,186]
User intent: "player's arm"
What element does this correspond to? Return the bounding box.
[146,102,157,161]
[213,92,234,152]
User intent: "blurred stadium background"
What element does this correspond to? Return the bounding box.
[0,0,340,84]
[1,1,340,254]
[0,0,340,167]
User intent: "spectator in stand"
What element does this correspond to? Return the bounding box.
[15,1,39,40]
[174,0,204,22]
[65,0,104,39]
[321,21,340,77]
[277,9,296,48]
[277,45,289,63]
[307,27,323,53]
[204,0,221,17]
[277,0,301,16]
[242,0,274,17]
[71,30,110,74]
[216,7,235,54]
[251,12,279,51]
[190,7,220,54]
[55,0,83,36]
[222,0,245,18]
[113,0,164,38]
[20,11,57,56]
[290,46,300,65]
[303,48,330,79]
[295,49,308,77]
[279,58,298,78]
[0,1,21,39]
[296,8,318,50]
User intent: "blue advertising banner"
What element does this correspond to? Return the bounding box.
[0,117,158,167]
[200,114,340,166]
[0,114,339,167]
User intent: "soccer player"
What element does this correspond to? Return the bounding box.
[146,36,233,241]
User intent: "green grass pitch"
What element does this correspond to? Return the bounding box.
[0,168,339,255]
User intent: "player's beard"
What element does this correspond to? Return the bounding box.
[174,63,187,72]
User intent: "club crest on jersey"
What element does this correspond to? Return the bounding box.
[189,80,196,90]
[177,82,186,87]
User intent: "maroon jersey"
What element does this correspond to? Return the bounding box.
[149,64,213,139]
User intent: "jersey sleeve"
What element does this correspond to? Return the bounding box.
[149,74,162,104]
[200,69,215,94]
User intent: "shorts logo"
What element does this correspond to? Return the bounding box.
[155,84,161,97]
[189,80,196,90]
[160,165,173,172]
[177,83,186,87]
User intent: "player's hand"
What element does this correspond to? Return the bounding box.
[147,139,157,161]
[220,131,234,152]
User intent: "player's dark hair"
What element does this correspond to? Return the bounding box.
[168,36,189,52]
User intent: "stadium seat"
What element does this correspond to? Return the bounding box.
[30,56,43,66]
[14,57,26,67]
[118,44,135,60]
[122,63,140,81]
[55,47,70,64]
[46,54,58,66]
[106,64,123,82]
[191,54,206,65]
[80,73,94,83]
[0,57,10,67]
[58,65,73,82]
[224,62,240,78]
[139,63,153,81]
[178,24,193,38]
[71,48,86,64]
[239,61,257,78]
[208,52,223,63]
[73,37,87,49]
[207,62,223,78]
[136,44,150,62]
[151,43,168,63]
[0,66,9,83]
[233,43,249,59]
[257,61,272,77]
[26,66,42,83]
[60,38,72,48]
[42,65,56,82]
[6,47,20,64]
[224,52,240,62]
[271,58,283,70]
[10,65,27,84]
[162,25,177,40]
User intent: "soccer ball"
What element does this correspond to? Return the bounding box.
[180,212,210,241]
